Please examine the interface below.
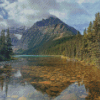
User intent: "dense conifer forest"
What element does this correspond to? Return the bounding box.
[0,29,13,61]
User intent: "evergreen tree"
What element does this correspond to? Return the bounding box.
[6,28,13,59]
[92,13,100,66]
[83,28,87,36]
[87,22,93,34]
[93,13,100,34]
[83,28,87,39]
[0,30,6,56]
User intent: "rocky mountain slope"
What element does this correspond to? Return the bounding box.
[18,16,78,51]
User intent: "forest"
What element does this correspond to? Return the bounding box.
[45,13,100,67]
[0,29,13,61]
[24,12,100,67]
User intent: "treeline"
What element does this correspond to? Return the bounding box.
[40,13,100,67]
[0,29,13,61]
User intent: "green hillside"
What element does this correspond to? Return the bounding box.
[22,35,74,55]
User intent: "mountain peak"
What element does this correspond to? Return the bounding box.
[34,16,63,27]
[47,15,58,19]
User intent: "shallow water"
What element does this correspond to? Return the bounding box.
[0,55,100,100]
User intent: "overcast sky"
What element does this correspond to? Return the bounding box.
[0,0,100,34]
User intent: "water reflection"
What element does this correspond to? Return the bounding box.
[0,65,11,99]
[0,56,100,100]
[21,57,100,100]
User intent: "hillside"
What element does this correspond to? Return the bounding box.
[22,35,75,55]
[18,16,78,50]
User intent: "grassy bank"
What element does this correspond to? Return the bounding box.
[60,55,98,68]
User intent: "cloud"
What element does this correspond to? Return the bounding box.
[50,1,90,27]
[77,0,100,4]
[0,0,4,4]
[56,0,100,4]
[0,15,3,18]
[0,0,10,7]
[3,0,60,28]
[0,0,99,34]
[0,8,8,19]
[0,19,8,30]
[7,0,18,3]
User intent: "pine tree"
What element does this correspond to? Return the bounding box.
[0,30,6,56]
[83,28,87,35]
[6,28,13,59]
[87,22,93,34]
[93,13,100,34]
[92,12,100,66]
[83,28,87,39]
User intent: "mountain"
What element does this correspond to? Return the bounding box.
[8,26,26,34]
[18,16,79,51]
[5,26,28,48]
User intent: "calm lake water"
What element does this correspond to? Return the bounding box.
[0,55,100,100]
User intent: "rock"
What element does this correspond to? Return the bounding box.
[18,96,27,100]
[79,95,87,98]
[38,81,51,85]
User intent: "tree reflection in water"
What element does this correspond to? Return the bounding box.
[0,64,12,98]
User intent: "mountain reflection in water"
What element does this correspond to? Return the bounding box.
[0,56,100,100]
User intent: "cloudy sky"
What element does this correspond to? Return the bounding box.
[0,0,100,34]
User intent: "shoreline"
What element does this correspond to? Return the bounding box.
[12,54,99,68]
[60,55,99,68]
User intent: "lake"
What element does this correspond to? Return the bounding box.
[0,55,100,100]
